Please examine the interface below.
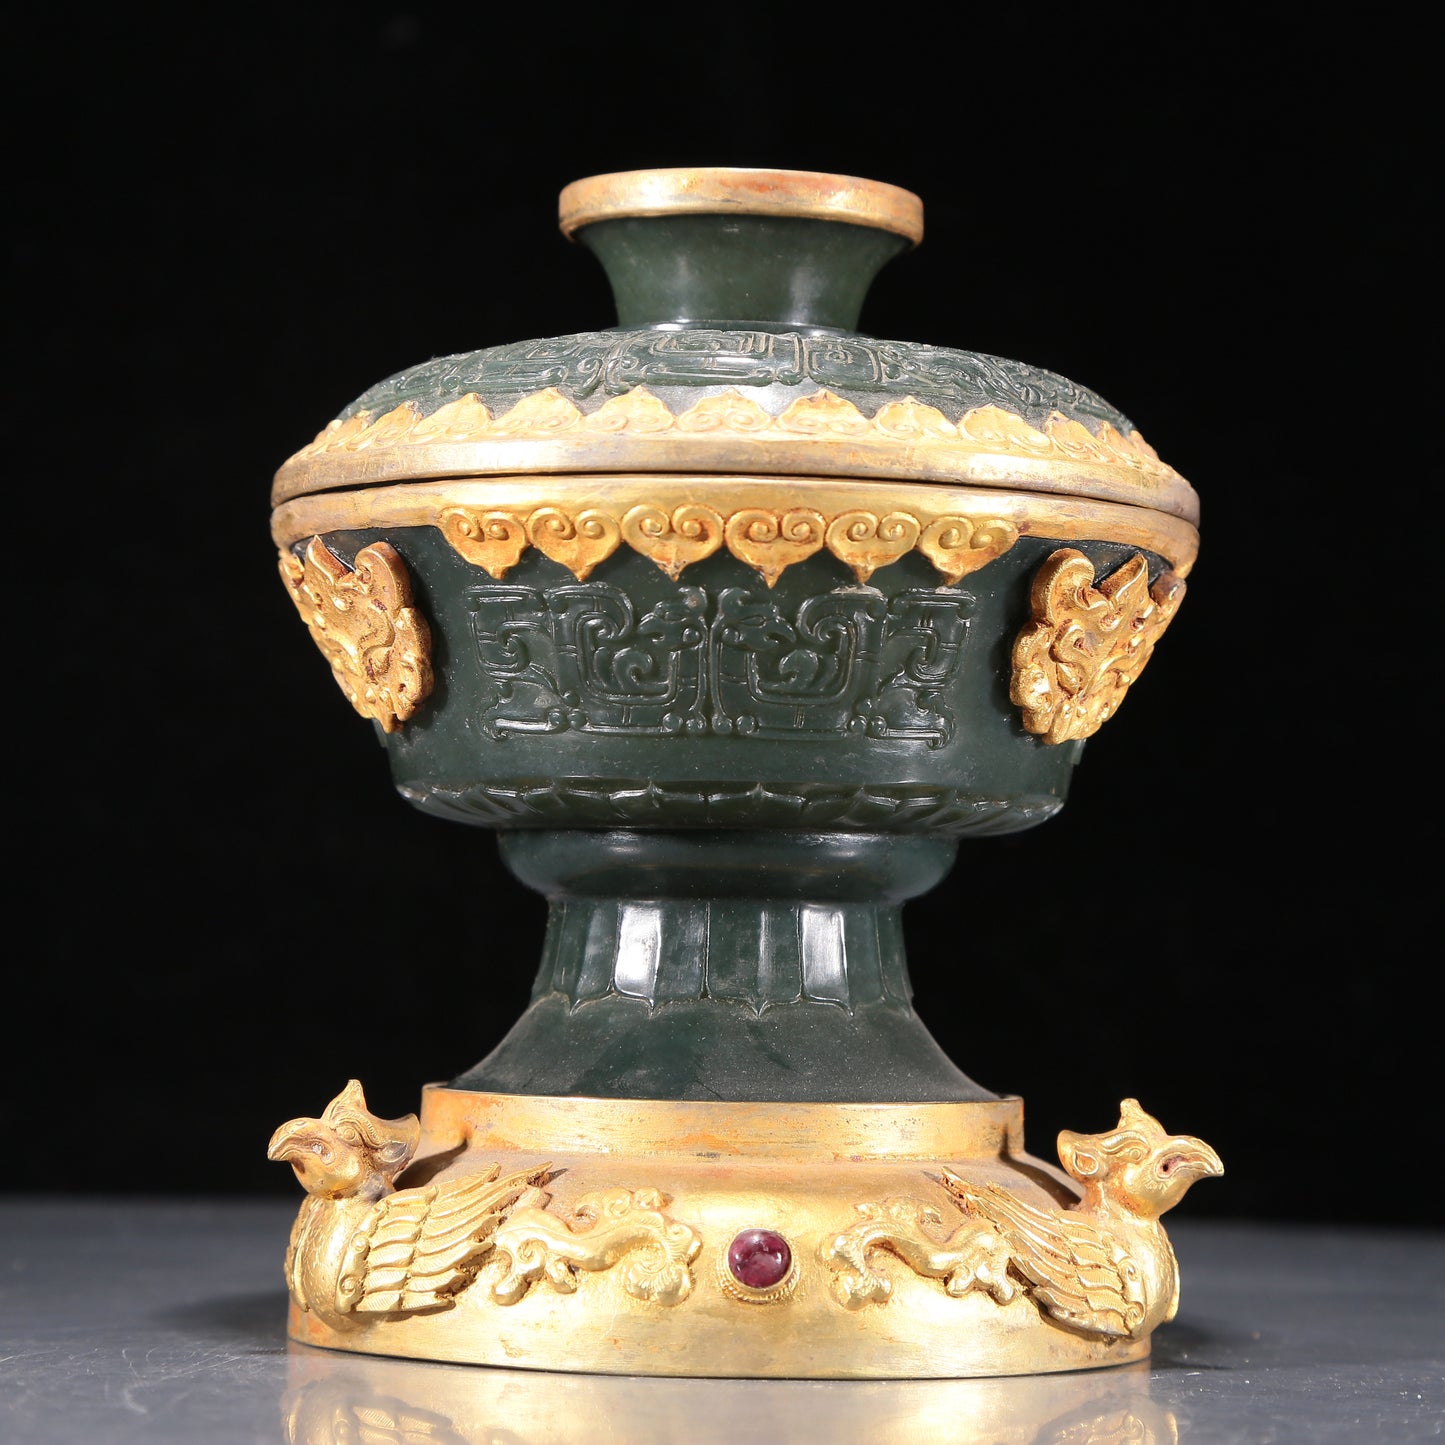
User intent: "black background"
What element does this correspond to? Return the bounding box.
[12,10,1433,1225]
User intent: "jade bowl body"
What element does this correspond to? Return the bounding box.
[272,168,1196,1105]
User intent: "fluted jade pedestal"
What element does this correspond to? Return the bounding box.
[268,167,1218,1379]
[470,830,968,1101]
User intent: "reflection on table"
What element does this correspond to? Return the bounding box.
[281,1349,1173,1445]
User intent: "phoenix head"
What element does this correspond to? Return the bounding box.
[1058,1098,1223,1219]
[267,1079,421,1201]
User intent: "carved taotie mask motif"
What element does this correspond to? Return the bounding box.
[465,581,974,747]
[1011,550,1185,744]
[278,539,434,733]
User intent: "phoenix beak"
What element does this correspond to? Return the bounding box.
[1169,1137,1224,1180]
[267,1118,322,1164]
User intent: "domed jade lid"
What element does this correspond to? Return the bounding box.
[271,167,1197,547]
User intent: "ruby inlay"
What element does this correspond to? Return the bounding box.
[727,1228,792,1290]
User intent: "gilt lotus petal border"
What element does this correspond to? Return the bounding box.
[273,387,1195,523]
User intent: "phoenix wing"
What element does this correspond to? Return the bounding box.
[941,1171,1146,1337]
[338,1163,549,1318]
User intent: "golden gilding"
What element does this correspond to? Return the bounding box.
[1011,549,1185,743]
[271,387,1197,523]
[269,1085,1218,1378]
[277,539,433,733]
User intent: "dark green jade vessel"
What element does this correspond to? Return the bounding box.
[272,167,1198,1108]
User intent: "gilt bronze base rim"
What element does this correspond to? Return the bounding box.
[275,1085,1213,1379]
[420,1085,1025,1162]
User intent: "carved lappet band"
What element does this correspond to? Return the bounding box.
[286,389,1177,480]
[272,385,1195,522]
[405,779,1067,835]
[274,476,1198,581]
[436,500,1015,587]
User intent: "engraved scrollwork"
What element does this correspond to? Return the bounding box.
[1011,549,1185,744]
[870,397,956,441]
[489,1187,702,1308]
[862,593,973,744]
[673,389,776,432]
[587,387,677,433]
[525,506,622,581]
[490,389,585,435]
[712,588,887,737]
[355,403,420,449]
[917,516,1019,586]
[463,587,571,737]
[956,403,1058,455]
[621,503,726,580]
[341,330,1137,435]
[722,508,827,587]
[437,506,529,579]
[464,582,971,746]
[410,392,493,442]
[278,538,433,733]
[428,492,1023,587]
[467,582,709,739]
[604,329,805,390]
[824,509,922,584]
[774,389,874,435]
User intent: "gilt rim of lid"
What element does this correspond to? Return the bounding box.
[558,167,924,246]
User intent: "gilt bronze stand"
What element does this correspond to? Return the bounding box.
[269,167,1218,1378]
